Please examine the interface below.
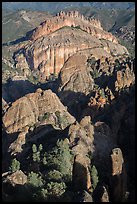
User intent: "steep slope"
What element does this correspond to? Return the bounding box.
[13,11,128,81]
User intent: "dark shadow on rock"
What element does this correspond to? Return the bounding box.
[92,182,109,202]
[16,124,71,172]
[94,73,116,91]
[72,160,88,192]
[58,90,89,121]
[2,79,38,103]
[2,182,36,202]
[2,129,19,173]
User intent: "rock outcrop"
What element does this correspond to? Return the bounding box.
[59,52,94,95]
[3,89,75,134]
[80,190,93,202]
[5,170,27,186]
[8,127,29,155]
[13,10,129,80]
[69,116,93,191]
[115,64,135,91]
[31,10,117,43]
[72,154,92,191]
[110,148,127,202]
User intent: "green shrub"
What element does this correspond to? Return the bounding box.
[10,158,20,173]
[91,69,100,79]
[75,25,81,29]
[47,170,63,182]
[87,57,96,66]
[40,188,48,200]
[28,172,44,187]
[46,181,66,198]
[38,144,43,152]
[39,182,66,201]
[91,165,99,191]
[32,144,37,153]
[55,111,69,129]
[43,153,47,165]
[99,88,106,98]
[32,144,43,162]
[43,112,50,120]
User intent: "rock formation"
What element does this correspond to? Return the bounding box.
[59,52,95,95]
[13,10,129,80]
[109,148,127,202]
[80,190,93,202]
[69,116,93,191]
[72,154,92,191]
[31,10,117,43]
[8,127,29,155]
[3,89,75,134]
[115,64,135,91]
[5,170,27,186]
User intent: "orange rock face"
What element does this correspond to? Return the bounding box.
[14,10,129,80]
[31,11,118,44]
[2,89,75,134]
[31,10,118,43]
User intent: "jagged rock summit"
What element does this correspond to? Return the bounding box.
[14,10,128,80]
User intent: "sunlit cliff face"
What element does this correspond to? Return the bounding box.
[14,10,129,80]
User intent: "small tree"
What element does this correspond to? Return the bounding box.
[47,170,63,182]
[91,165,99,192]
[43,152,47,165]
[99,88,106,98]
[32,144,37,153]
[46,181,66,198]
[28,171,44,187]
[10,158,20,173]
[46,139,73,183]
[38,144,43,152]
[32,144,43,162]
[91,69,100,79]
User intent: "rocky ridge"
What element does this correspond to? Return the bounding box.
[14,10,129,80]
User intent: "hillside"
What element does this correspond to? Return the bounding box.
[2,5,135,202]
[2,2,135,12]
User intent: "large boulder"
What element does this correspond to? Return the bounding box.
[6,170,27,187]
[3,89,75,134]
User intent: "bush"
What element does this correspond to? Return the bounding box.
[46,181,66,198]
[40,188,48,200]
[43,153,47,165]
[28,172,44,187]
[87,57,96,66]
[32,144,43,162]
[43,112,50,120]
[91,165,99,191]
[38,144,43,152]
[91,69,100,79]
[99,88,106,98]
[55,111,69,129]
[10,158,20,173]
[39,182,66,201]
[47,170,63,182]
[75,25,81,29]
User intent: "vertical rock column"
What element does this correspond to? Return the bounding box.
[109,148,127,202]
[72,154,92,192]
